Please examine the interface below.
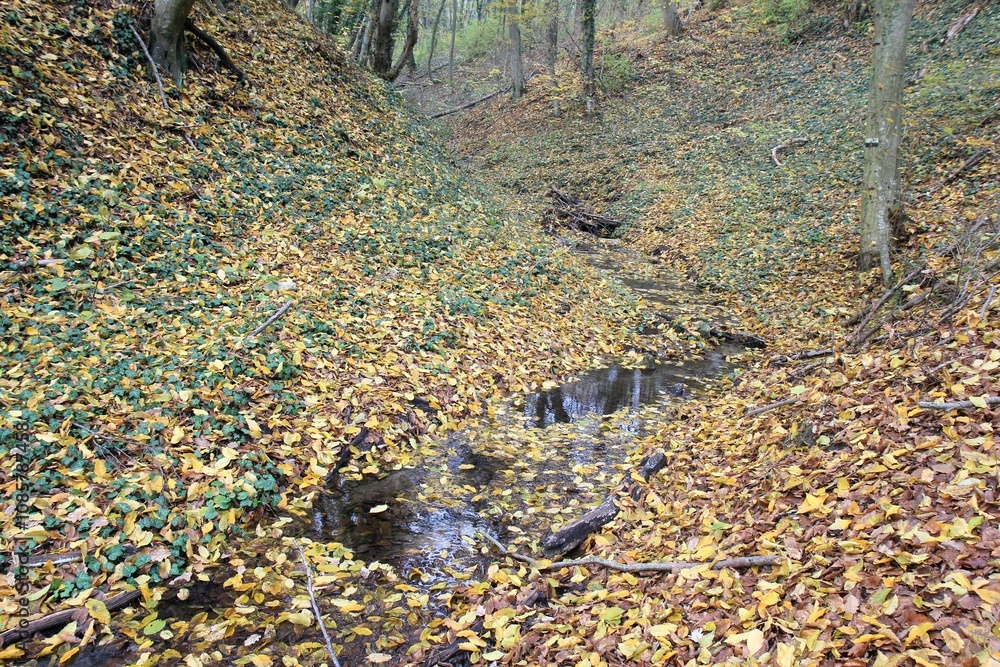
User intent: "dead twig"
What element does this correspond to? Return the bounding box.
[849,265,925,345]
[128,22,169,109]
[475,534,780,573]
[245,300,294,339]
[537,554,782,573]
[771,137,808,166]
[0,589,142,647]
[186,20,248,82]
[430,85,511,119]
[295,543,342,667]
[746,395,801,417]
[918,396,1000,411]
[943,2,982,44]
[4,258,64,272]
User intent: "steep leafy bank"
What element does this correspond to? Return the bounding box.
[0,0,645,662]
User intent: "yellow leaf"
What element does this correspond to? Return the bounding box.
[974,588,1000,605]
[244,415,262,439]
[746,628,764,656]
[941,627,964,653]
[249,656,273,667]
[483,651,505,660]
[86,598,110,624]
[905,622,934,645]
[775,642,795,667]
[649,623,674,638]
[170,426,185,444]
[369,504,388,514]
[798,492,828,514]
[367,654,392,664]
[969,396,988,409]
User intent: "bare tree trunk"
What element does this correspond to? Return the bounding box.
[859,0,916,284]
[428,0,447,75]
[575,0,584,39]
[662,0,681,35]
[371,0,400,76]
[581,0,596,113]
[150,0,198,87]
[449,0,458,87]
[545,0,558,78]
[386,0,420,80]
[508,1,525,99]
[358,16,373,63]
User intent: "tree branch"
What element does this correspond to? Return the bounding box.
[918,396,1000,411]
[128,22,169,109]
[185,19,248,82]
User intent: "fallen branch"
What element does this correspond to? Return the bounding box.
[128,22,169,109]
[850,265,925,345]
[710,328,767,349]
[918,396,1000,411]
[540,452,667,556]
[245,300,294,339]
[746,395,801,417]
[943,2,982,44]
[476,534,780,573]
[535,554,781,573]
[544,189,623,237]
[0,589,142,647]
[925,148,988,196]
[429,85,511,119]
[296,543,342,667]
[186,20,248,82]
[771,137,808,166]
[4,258,64,272]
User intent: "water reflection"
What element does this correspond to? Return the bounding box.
[521,346,738,428]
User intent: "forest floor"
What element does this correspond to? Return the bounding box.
[0,0,999,665]
[408,1,1000,666]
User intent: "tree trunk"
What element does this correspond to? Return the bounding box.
[150,0,198,88]
[357,16,373,63]
[385,0,419,81]
[662,0,681,36]
[508,1,525,99]
[545,0,558,78]
[449,0,458,87]
[371,0,400,76]
[858,0,916,284]
[428,0,447,75]
[581,0,596,112]
[575,0,584,39]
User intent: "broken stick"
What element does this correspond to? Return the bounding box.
[771,137,808,166]
[245,300,294,339]
[540,452,667,556]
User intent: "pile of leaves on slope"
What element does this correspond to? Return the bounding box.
[0,0,652,662]
[412,1,1000,666]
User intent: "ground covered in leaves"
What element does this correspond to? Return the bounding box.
[0,0,672,663]
[423,1,1000,666]
[2,0,999,664]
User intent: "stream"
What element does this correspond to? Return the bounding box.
[68,240,745,666]
[299,240,745,661]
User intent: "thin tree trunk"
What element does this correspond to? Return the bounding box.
[662,0,681,35]
[358,16,373,63]
[508,0,525,99]
[386,0,419,81]
[449,0,458,87]
[859,0,916,284]
[581,0,596,113]
[545,0,558,78]
[150,0,198,87]
[428,0,447,76]
[371,0,400,76]
[575,0,584,39]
